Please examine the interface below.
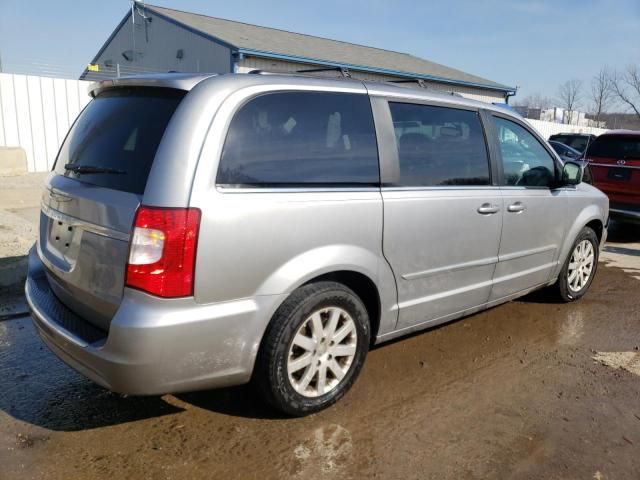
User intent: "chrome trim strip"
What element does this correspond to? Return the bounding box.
[610,208,640,218]
[26,279,89,348]
[402,245,557,281]
[41,203,130,242]
[48,188,73,202]
[382,185,498,192]
[499,186,554,191]
[398,278,494,310]
[589,162,640,170]
[498,244,557,263]
[216,186,381,193]
[491,262,558,285]
[402,256,497,280]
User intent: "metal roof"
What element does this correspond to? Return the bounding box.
[597,129,640,136]
[142,4,515,93]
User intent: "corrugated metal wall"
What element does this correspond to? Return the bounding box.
[0,73,92,172]
[238,57,507,104]
[84,12,232,81]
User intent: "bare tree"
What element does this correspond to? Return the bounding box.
[557,79,583,124]
[590,67,614,124]
[513,93,553,109]
[610,64,640,121]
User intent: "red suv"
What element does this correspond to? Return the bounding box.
[586,130,640,222]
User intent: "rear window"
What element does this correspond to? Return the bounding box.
[217,92,379,186]
[55,88,185,195]
[587,136,640,159]
[549,135,591,153]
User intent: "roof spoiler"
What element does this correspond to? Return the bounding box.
[87,73,217,97]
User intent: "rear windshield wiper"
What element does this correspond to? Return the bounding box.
[65,164,126,174]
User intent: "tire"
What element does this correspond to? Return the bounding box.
[554,226,599,302]
[254,281,370,416]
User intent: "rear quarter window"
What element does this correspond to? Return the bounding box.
[55,88,185,195]
[217,92,379,186]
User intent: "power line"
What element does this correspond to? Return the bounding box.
[2,56,200,80]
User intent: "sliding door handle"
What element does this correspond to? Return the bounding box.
[477,203,500,215]
[507,202,526,213]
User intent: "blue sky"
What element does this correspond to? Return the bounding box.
[0,0,638,102]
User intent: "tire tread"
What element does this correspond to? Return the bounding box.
[254,281,369,416]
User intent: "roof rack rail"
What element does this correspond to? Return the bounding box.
[246,69,465,97]
[296,66,352,78]
[247,69,284,75]
[389,78,428,88]
[389,78,464,97]
[248,67,352,78]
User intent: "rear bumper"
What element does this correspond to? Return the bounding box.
[609,201,640,222]
[25,246,286,395]
[609,202,640,222]
[610,209,640,222]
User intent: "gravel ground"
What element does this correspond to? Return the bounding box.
[0,174,640,480]
[0,175,639,478]
[0,173,47,294]
[0,263,639,479]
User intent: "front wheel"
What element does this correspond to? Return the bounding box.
[255,281,370,416]
[555,226,599,302]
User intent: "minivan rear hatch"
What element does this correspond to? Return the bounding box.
[39,87,185,331]
[586,134,640,207]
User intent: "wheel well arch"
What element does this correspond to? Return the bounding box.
[302,270,381,344]
[554,211,606,281]
[585,219,604,244]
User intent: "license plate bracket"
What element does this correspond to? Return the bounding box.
[49,219,75,251]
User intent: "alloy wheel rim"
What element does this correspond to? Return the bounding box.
[287,307,357,398]
[567,240,595,293]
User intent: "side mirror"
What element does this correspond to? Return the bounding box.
[561,161,583,186]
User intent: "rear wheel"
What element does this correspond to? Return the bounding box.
[255,281,370,416]
[554,227,599,302]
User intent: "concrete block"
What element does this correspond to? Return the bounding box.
[0,147,28,176]
[0,255,28,295]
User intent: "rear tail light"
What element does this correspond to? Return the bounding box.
[126,206,201,298]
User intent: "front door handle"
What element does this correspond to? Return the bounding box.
[507,202,526,213]
[477,203,500,215]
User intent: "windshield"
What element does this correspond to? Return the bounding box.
[55,88,185,194]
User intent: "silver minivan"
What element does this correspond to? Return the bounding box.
[26,73,608,415]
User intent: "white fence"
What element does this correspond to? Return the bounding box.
[0,73,91,172]
[526,118,608,139]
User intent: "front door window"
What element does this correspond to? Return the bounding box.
[494,117,557,188]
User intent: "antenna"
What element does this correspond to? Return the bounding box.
[132,0,150,20]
